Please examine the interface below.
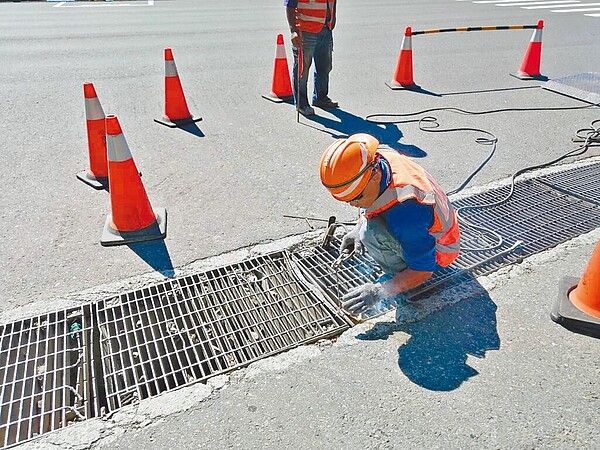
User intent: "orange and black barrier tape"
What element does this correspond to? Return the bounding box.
[410,20,543,36]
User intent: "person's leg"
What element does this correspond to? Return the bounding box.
[292,32,318,108]
[312,27,333,103]
[360,216,408,275]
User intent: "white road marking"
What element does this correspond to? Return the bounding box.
[497,1,581,6]
[553,5,600,9]
[523,2,600,7]
[54,0,154,8]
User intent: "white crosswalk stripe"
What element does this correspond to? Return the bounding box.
[457,0,600,18]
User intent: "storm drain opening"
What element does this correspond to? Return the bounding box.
[0,307,96,449]
[292,177,600,320]
[95,251,350,413]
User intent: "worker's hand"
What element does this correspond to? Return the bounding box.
[339,223,364,255]
[290,31,302,49]
[341,282,388,316]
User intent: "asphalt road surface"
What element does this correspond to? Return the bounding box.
[1,1,599,449]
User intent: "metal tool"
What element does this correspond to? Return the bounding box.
[321,216,337,249]
[331,248,354,270]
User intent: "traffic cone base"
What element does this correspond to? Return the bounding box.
[261,92,294,104]
[385,80,420,91]
[509,71,548,81]
[154,115,202,128]
[101,207,167,247]
[76,170,108,190]
[552,276,600,339]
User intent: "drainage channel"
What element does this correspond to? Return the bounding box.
[3,162,600,448]
[1,251,350,448]
[291,163,600,319]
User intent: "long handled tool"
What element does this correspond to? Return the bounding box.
[296,44,303,123]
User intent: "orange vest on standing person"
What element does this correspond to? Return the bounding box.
[296,0,336,34]
[365,149,461,267]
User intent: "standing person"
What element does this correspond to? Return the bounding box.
[285,0,338,117]
[319,133,461,316]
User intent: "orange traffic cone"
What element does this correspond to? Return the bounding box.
[552,240,600,339]
[101,115,167,246]
[154,48,202,128]
[262,34,294,103]
[77,82,109,190]
[386,27,420,91]
[511,20,546,81]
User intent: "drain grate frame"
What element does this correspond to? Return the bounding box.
[542,72,600,105]
[95,250,350,412]
[0,307,97,449]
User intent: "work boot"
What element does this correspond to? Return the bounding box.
[298,105,315,116]
[312,97,339,109]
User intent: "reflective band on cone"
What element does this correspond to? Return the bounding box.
[262,34,294,104]
[77,82,109,190]
[101,115,167,246]
[510,20,547,81]
[386,27,420,91]
[154,48,202,128]
[552,240,600,339]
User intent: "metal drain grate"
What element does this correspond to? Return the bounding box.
[0,307,96,449]
[292,178,600,319]
[542,72,600,105]
[95,251,350,412]
[536,162,600,206]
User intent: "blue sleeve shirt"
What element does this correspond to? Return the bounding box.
[284,0,298,7]
[375,157,438,272]
[380,200,438,272]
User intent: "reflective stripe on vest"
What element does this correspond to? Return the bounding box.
[297,0,335,34]
[365,149,461,267]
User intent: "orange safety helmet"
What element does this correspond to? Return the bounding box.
[319,133,380,202]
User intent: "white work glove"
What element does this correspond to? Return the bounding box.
[339,223,364,255]
[341,282,387,316]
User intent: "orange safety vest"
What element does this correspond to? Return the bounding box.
[365,150,461,267]
[296,0,336,34]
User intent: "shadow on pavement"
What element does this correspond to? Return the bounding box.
[178,122,205,137]
[127,240,175,277]
[357,279,500,391]
[303,108,427,158]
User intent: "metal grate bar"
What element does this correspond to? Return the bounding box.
[536,162,600,206]
[0,309,92,449]
[95,251,349,412]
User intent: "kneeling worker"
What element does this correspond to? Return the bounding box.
[319,133,461,316]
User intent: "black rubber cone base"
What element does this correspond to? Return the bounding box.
[385,81,420,91]
[509,72,548,81]
[551,276,600,339]
[154,115,202,128]
[76,171,108,190]
[261,93,294,104]
[101,208,167,247]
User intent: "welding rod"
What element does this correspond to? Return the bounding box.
[283,214,356,226]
